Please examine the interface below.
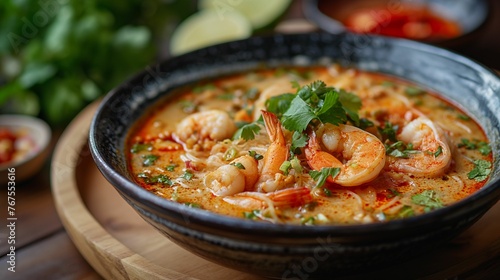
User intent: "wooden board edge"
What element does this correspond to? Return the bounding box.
[50,101,191,280]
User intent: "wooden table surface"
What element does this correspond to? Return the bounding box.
[1,1,499,279]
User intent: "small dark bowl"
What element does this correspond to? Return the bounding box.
[89,33,500,278]
[303,0,490,48]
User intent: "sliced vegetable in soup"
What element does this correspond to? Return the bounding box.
[127,65,492,225]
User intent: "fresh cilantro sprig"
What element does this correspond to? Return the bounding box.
[309,167,340,188]
[233,122,261,141]
[468,159,492,182]
[411,190,444,212]
[458,139,491,155]
[276,81,361,132]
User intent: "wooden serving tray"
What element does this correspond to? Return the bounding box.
[51,102,500,279]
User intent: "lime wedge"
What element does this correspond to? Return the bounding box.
[169,9,252,56]
[199,0,292,30]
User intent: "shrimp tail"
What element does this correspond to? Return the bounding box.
[262,110,285,145]
[305,129,343,178]
[268,187,313,207]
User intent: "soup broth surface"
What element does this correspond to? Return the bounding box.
[128,65,492,225]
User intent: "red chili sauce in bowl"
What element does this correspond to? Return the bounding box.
[319,1,461,41]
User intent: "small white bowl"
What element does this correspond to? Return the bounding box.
[0,115,51,184]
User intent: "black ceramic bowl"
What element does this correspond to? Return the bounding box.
[89,33,500,278]
[303,0,490,48]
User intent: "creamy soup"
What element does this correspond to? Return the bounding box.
[127,65,492,225]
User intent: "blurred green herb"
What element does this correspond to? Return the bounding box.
[0,0,195,126]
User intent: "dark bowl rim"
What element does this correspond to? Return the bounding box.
[89,32,500,238]
[302,0,491,44]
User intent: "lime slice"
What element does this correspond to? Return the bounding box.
[169,9,252,56]
[199,0,291,30]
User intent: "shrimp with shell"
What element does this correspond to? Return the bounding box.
[305,123,386,187]
[174,110,237,151]
[204,155,259,196]
[255,110,296,193]
[386,116,452,177]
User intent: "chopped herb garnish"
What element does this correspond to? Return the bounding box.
[279,161,292,175]
[478,142,492,155]
[323,188,332,197]
[280,81,361,132]
[405,86,425,96]
[184,202,201,208]
[434,146,443,157]
[457,114,471,121]
[358,118,374,130]
[142,154,158,166]
[467,159,492,182]
[232,122,261,141]
[181,170,194,180]
[179,100,196,113]
[387,189,401,198]
[290,131,308,154]
[290,156,303,174]
[265,93,295,118]
[458,138,477,150]
[396,205,415,218]
[243,210,261,219]
[165,164,178,172]
[309,167,340,188]
[248,150,264,160]
[193,83,215,93]
[301,216,316,225]
[458,139,491,155]
[411,190,444,212]
[139,173,174,186]
[153,174,174,186]
[223,147,238,161]
[231,162,245,170]
[130,143,153,153]
[378,121,399,142]
[386,141,418,158]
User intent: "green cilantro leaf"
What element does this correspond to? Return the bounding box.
[231,162,245,170]
[248,150,263,160]
[396,205,415,218]
[405,86,425,96]
[130,143,152,153]
[243,210,261,219]
[184,202,201,208]
[282,97,317,132]
[468,159,492,182]
[338,89,362,126]
[181,170,194,180]
[378,122,399,142]
[233,122,261,141]
[411,190,444,212]
[142,154,158,166]
[265,93,295,118]
[309,167,340,188]
[165,164,178,172]
[291,131,308,154]
[478,142,491,155]
[434,146,443,157]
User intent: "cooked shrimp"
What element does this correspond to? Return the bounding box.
[174,110,237,151]
[204,155,259,196]
[305,123,386,186]
[255,111,294,192]
[223,187,313,210]
[386,116,452,177]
